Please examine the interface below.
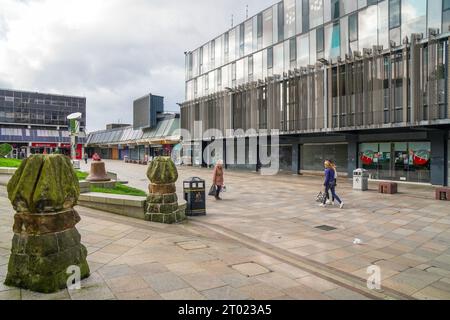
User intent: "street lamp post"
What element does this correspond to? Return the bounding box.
[67,112,82,169]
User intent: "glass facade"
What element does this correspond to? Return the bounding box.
[360,142,431,183]
[185,0,450,101]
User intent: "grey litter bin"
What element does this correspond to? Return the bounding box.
[353,168,369,191]
[183,177,206,216]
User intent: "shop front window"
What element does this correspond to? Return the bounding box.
[359,142,431,183]
[301,143,348,173]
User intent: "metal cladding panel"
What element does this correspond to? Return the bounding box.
[133,95,151,130]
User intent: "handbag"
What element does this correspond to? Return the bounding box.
[208,185,217,196]
[316,191,326,203]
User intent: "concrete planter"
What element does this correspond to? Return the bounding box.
[78,193,147,220]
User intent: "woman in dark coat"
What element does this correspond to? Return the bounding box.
[320,160,344,209]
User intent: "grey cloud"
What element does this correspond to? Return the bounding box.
[0,0,276,131]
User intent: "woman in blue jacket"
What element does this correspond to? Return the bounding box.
[320,160,344,209]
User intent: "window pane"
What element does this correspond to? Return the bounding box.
[444,10,450,34]
[341,0,357,15]
[317,26,325,53]
[331,0,340,20]
[378,0,389,50]
[263,8,273,48]
[428,0,443,34]
[310,0,324,29]
[309,30,317,63]
[229,28,236,62]
[389,0,401,29]
[325,23,340,59]
[290,37,297,62]
[296,0,303,34]
[444,0,450,10]
[245,20,253,55]
[267,47,274,69]
[349,13,358,42]
[253,51,263,81]
[340,16,348,57]
[285,0,296,38]
[297,33,310,67]
[401,0,427,40]
[302,0,310,32]
[359,5,378,50]
[273,43,284,75]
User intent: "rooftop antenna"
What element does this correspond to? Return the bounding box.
[246,5,249,19]
[231,14,234,28]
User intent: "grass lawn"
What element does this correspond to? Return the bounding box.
[90,183,147,197]
[76,171,89,181]
[0,158,22,168]
[0,158,88,182]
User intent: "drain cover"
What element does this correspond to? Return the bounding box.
[315,225,337,231]
[176,241,208,250]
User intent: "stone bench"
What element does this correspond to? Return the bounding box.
[436,188,450,201]
[379,182,398,195]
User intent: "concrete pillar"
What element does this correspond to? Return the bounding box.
[223,139,228,169]
[292,143,301,175]
[256,136,261,173]
[347,136,358,178]
[430,131,448,186]
[201,140,208,168]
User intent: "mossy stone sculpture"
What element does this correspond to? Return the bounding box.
[4,155,90,293]
[146,156,178,184]
[145,157,185,224]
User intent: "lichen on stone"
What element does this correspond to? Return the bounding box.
[147,157,178,185]
[7,155,80,214]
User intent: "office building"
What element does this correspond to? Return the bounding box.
[181,0,450,186]
[0,88,86,159]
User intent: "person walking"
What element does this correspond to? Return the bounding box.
[325,159,339,205]
[320,160,344,209]
[84,153,88,164]
[212,160,225,201]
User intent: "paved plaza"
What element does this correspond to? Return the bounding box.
[1,160,450,300]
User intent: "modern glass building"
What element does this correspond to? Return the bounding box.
[181,0,450,186]
[0,89,86,159]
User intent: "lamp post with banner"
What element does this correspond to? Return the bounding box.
[67,112,82,169]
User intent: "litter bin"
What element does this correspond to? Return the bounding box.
[183,177,206,216]
[353,168,369,191]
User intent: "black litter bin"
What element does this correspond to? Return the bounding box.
[183,177,206,216]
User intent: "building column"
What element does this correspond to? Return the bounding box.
[292,143,301,175]
[430,131,448,186]
[256,136,261,173]
[223,139,227,169]
[347,135,358,178]
[201,140,208,168]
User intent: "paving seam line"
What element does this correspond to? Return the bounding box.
[77,206,244,244]
[190,218,415,301]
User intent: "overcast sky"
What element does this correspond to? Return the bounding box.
[0,0,275,132]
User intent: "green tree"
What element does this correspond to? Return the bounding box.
[0,144,13,158]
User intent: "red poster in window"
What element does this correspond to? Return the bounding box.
[360,150,375,166]
[412,150,430,167]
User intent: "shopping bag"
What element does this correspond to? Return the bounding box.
[316,191,326,203]
[208,185,217,196]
